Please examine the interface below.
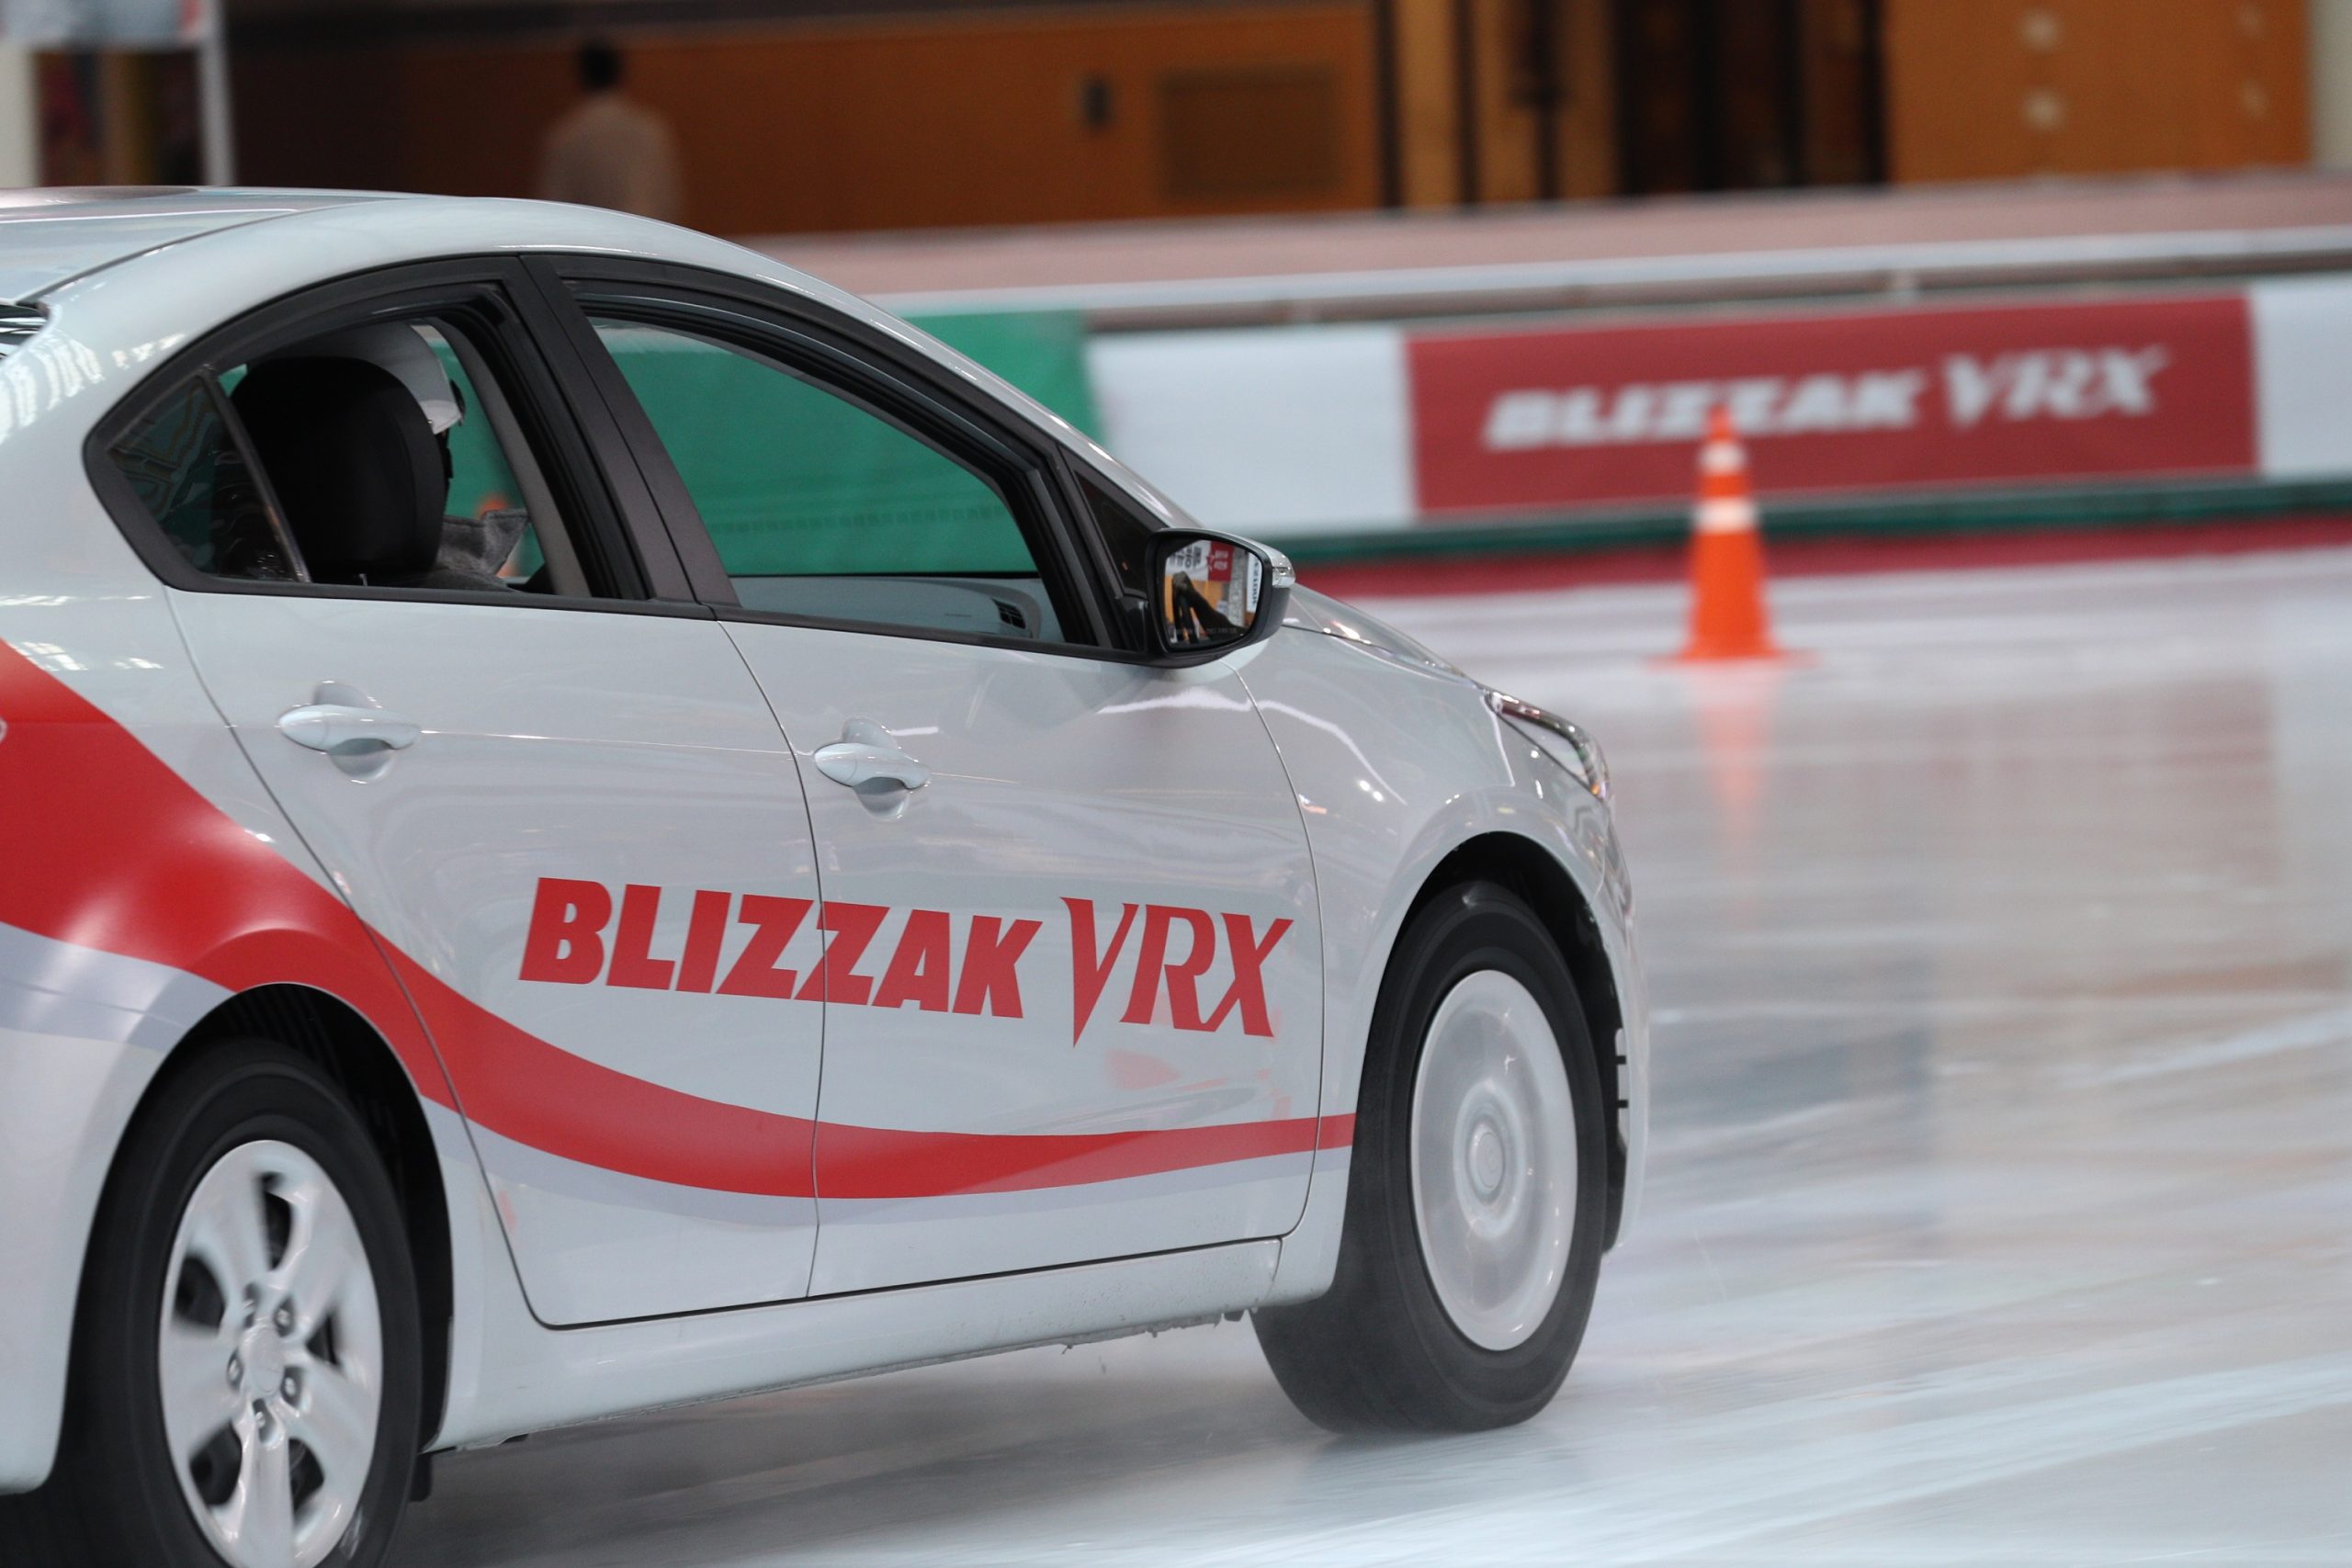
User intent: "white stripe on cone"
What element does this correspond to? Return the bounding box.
[1695,496,1758,535]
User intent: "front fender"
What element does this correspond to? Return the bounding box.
[1240,625,1647,1303]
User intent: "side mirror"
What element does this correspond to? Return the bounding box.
[1149,530,1293,662]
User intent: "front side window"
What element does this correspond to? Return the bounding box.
[106,315,577,596]
[591,318,1069,643]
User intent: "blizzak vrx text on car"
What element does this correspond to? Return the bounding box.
[0,188,1645,1568]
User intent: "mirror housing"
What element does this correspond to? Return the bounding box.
[1147,530,1293,664]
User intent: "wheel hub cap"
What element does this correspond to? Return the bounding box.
[236,1321,287,1401]
[158,1139,382,1568]
[1409,969,1577,1351]
[1466,1120,1507,1197]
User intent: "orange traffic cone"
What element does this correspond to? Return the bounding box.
[1672,407,1787,661]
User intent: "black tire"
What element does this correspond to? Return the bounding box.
[1255,881,1607,1432]
[0,1038,423,1568]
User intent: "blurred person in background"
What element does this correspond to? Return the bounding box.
[537,39,681,223]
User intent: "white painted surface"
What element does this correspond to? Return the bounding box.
[172,591,830,1325]
[1088,325,1414,536]
[717,618,1324,1296]
[2252,274,2352,478]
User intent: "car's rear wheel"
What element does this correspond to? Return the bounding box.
[0,1038,422,1568]
[1255,881,1607,1431]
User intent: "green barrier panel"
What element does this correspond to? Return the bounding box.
[440,310,1095,576]
[1269,478,2352,565]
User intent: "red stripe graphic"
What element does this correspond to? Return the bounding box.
[0,637,1349,1198]
[0,634,451,1095]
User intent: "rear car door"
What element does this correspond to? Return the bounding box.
[551,268,1325,1295]
[90,263,828,1325]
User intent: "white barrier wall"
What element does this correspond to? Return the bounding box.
[1086,279,2352,543]
[2251,276,2352,480]
[1086,326,1413,536]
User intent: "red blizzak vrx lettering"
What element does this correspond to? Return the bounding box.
[1122,906,1217,1030]
[874,908,954,1011]
[797,902,888,1005]
[953,915,1041,1018]
[718,895,811,998]
[674,888,733,994]
[518,878,610,984]
[1066,897,1139,1043]
[1071,897,1292,1041]
[520,881,1286,1036]
[1207,911,1291,1036]
[605,884,675,990]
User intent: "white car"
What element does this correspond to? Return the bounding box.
[0,188,1645,1568]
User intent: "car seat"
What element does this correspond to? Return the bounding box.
[231,357,509,592]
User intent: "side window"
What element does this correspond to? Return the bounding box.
[590,318,1069,644]
[105,315,582,597]
[107,379,295,581]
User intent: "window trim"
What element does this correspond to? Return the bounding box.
[83,258,707,620]
[526,255,1146,662]
[1057,456,1169,653]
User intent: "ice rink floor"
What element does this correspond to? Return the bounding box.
[390,547,2352,1566]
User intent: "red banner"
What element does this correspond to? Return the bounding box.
[1408,294,2256,515]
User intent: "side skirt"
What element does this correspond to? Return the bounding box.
[435,1211,1283,1448]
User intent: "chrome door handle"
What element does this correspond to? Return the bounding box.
[813,740,932,791]
[277,704,423,756]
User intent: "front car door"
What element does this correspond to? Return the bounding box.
[548,268,1326,1296]
[90,264,829,1325]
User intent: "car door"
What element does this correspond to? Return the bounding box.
[90,264,829,1325]
[551,270,1325,1296]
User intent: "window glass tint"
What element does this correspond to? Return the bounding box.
[421,325,546,580]
[107,379,297,581]
[107,319,560,593]
[594,320,1065,641]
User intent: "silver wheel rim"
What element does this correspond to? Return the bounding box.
[1409,969,1577,1351]
[158,1139,383,1568]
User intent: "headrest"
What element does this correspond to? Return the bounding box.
[289,324,464,434]
[232,358,445,584]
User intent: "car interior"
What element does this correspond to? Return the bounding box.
[108,308,1091,647]
[108,315,578,597]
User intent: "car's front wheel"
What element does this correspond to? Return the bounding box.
[1255,881,1607,1431]
[0,1038,422,1568]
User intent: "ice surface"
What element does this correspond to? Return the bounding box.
[392,547,2352,1565]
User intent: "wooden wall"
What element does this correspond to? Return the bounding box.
[232,0,2326,237]
[1883,0,2310,183]
[234,3,1382,235]
[1387,0,1613,208]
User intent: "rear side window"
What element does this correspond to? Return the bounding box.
[106,379,296,581]
[101,316,586,596]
